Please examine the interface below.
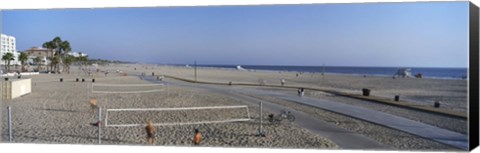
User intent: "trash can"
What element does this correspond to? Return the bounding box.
[152,72,154,76]
[434,101,440,108]
[60,78,63,82]
[362,88,370,96]
[92,79,95,83]
[76,78,79,82]
[394,95,400,101]
[82,78,85,82]
[4,78,8,81]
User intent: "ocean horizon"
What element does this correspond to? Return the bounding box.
[162,64,468,80]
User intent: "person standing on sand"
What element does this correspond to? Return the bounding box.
[89,97,98,112]
[281,79,285,86]
[298,88,305,96]
[145,120,156,144]
[193,128,202,145]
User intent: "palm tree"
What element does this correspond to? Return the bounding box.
[34,56,42,72]
[43,37,74,73]
[42,41,55,72]
[2,53,15,72]
[77,55,88,66]
[60,41,71,72]
[63,55,74,73]
[51,56,60,70]
[51,37,63,73]
[60,41,71,55]
[18,52,28,72]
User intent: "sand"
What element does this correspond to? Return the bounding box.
[1,68,337,149]
[243,93,459,150]
[143,65,467,112]
[0,63,468,150]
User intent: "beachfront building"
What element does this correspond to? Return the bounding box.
[25,46,54,65]
[0,34,21,66]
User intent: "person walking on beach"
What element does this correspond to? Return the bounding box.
[193,128,202,145]
[145,120,156,144]
[89,97,98,112]
[298,88,305,96]
[281,79,285,86]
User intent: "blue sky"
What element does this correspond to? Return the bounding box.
[1,2,469,67]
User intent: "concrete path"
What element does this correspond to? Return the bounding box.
[234,87,469,150]
[143,76,468,150]
[142,76,388,149]
[194,84,389,149]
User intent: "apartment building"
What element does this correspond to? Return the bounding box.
[1,34,21,65]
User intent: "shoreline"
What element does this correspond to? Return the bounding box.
[136,64,467,112]
[158,64,468,81]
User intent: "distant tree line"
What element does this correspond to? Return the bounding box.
[2,36,130,73]
[88,58,132,66]
[2,51,35,72]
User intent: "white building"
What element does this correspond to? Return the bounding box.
[1,34,21,66]
[67,52,87,58]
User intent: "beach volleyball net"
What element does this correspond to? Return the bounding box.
[91,83,166,94]
[105,105,251,127]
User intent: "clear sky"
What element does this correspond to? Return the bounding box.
[1,2,469,67]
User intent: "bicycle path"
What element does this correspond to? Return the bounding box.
[233,87,468,150]
[142,76,389,149]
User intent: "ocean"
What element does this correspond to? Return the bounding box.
[183,65,468,80]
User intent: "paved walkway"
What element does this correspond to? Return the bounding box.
[143,76,388,149]
[202,86,389,149]
[144,76,467,150]
[234,87,468,150]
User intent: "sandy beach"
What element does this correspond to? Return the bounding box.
[1,63,467,150]
[148,65,467,112]
[1,66,337,148]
